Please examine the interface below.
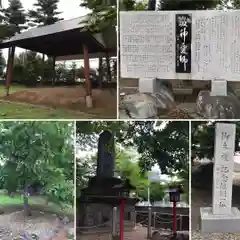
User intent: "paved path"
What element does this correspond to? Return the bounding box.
[78,226,148,240]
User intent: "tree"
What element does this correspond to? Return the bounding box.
[158,0,220,10]
[80,0,147,32]
[2,0,27,36]
[28,0,63,26]
[13,50,43,85]
[77,145,166,201]
[0,121,74,216]
[76,121,189,176]
[28,0,63,83]
[219,0,240,9]
[192,121,240,160]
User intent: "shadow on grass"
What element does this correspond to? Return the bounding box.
[0,194,73,220]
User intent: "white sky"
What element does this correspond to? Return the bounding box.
[1,0,99,68]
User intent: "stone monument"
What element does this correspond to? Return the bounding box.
[77,130,138,235]
[120,10,240,118]
[200,123,240,233]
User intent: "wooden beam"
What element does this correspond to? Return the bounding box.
[5,46,15,96]
[83,44,92,108]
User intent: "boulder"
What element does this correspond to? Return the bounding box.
[121,85,176,119]
[196,90,240,119]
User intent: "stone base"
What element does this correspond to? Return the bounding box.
[85,95,93,108]
[139,78,156,93]
[200,207,240,233]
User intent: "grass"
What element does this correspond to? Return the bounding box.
[0,193,73,217]
[0,84,26,97]
[0,84,112,119]
[0,102,91,119]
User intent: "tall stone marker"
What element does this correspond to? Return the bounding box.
[200,123,240,233]
[120,10,240,82]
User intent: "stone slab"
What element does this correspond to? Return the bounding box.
[200,207,240,233]
[120,10,240,81]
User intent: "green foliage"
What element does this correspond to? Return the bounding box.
[76,121,189,175]
[28,0,63,26]
[158,0,220,10]
[219,0,240,9]
[192,121,240,160]
[80,0,147,32]
[77,146,166,201]
[13,51,43,85]
[2,0,27,36]
[0,121,74,209]
[119,0,148,10]
[80,0,116,32]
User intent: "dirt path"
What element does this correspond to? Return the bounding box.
[78,226,148,240]
[4,87,117,118]
[0,210,74,239]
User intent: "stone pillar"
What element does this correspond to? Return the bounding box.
[139,78,157,93]
[83,44,93,108]
[200,123,240,233]
[5,46,15,96]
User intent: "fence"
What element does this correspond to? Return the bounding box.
[77,206,189,237]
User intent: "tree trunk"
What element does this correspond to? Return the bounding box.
[105,52,112,82]
[41,54,45,83]
[52,56,56,86]
[23,185,31,216]
[98,57,103,88]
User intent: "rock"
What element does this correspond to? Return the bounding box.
[196,90,240,119]
[151,231,189,240]
[121,86,176,119]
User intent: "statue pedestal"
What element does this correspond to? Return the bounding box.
[200,207,240,233]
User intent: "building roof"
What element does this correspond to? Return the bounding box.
[0,16,116,57]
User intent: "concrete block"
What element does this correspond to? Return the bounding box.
[200,207,240,233]
[139,78,157,93]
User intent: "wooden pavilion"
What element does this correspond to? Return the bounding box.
[0,15,117,107]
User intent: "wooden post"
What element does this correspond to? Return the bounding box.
[5,46,15,96]
[52,56,56,85]
[83,44,92,108]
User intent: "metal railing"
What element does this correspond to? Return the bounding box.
[78,206,189,238]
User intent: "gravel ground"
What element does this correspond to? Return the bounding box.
[0,210,74,239]
[192,231,240,240]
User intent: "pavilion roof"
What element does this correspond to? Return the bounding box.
[0,16,116,57]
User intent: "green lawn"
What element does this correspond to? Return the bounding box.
[0,193,73,217]
[0,102,90,119]
[0,85,26,97]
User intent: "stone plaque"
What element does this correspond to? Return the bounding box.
[175,14,192,73]
[213,123,236,215]
[120,11,176,79]
[120,10,240,81]
[191,10,240,81]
